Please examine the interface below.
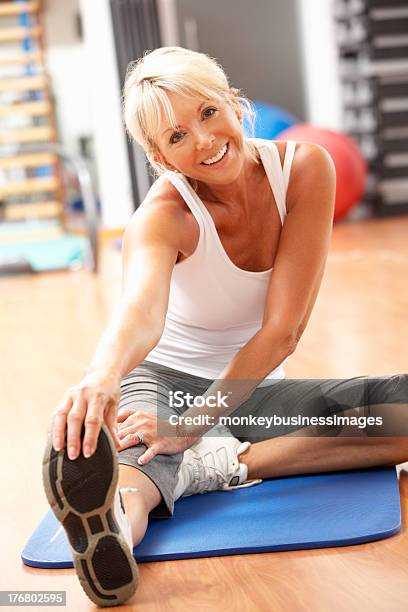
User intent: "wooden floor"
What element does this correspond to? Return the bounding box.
[1,216,408,611]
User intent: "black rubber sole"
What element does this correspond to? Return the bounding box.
[42,423,138,607]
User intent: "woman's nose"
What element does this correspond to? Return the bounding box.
[194,129,215,151]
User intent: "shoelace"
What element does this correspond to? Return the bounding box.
[190,460,218,489]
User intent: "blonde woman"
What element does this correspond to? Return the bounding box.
[43,47,408,607]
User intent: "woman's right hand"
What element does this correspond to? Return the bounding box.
[51,371,122,460]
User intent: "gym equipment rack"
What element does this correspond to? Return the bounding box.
[333,0,408,216]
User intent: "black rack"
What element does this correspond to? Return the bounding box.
[110,0,162,210]
[334,0,408,216]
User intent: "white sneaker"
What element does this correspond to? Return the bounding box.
[175,435,262,498]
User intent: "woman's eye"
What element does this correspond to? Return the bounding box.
[203,107,217,119]
[170,131,184,144]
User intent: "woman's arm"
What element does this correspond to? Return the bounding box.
[86,200,182,377]
[176,142,336,435]
[51,196,185,459]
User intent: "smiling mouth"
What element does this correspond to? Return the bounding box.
[201,142,229,165]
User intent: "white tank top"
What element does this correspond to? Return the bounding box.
[145,138,297,381]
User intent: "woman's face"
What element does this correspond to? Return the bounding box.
[154,90,246,184]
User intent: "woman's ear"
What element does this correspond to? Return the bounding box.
[152,150,176,171]
[152,149,164,166]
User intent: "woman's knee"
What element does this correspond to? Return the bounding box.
[118,463,162,512]
[390,373,408,399]
[368,373,408,406]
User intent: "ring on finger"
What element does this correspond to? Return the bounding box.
[135,431,144,444]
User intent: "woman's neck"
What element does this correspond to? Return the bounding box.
[193,150,262,212]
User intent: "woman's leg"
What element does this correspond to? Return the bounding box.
[230,373,408,479]
[116,359,260,511]
[240,433,408,480]
[117,361,187,520]
[118,465,161,546]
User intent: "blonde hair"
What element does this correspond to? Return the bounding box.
[122,46,259,175]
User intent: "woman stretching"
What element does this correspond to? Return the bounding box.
[43,47,408,607]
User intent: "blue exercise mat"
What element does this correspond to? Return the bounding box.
[0,233,88,272]
[22,467,401,568]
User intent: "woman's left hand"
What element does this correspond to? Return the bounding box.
[116,408,199,465]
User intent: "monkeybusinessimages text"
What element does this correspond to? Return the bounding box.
[166,391,383,430]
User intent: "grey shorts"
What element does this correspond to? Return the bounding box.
[117,360,408,518]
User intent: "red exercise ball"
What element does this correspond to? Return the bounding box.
[278,124,367,222]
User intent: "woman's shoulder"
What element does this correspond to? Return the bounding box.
[247,137,292,168]
[136,174,192,221]
[249,137,327,169]
[283,140,335,181]
[124,174,198,255]
[248,138,334,213]
[143,174,185,207]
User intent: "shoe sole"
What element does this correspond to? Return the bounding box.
[42,423,139,607]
